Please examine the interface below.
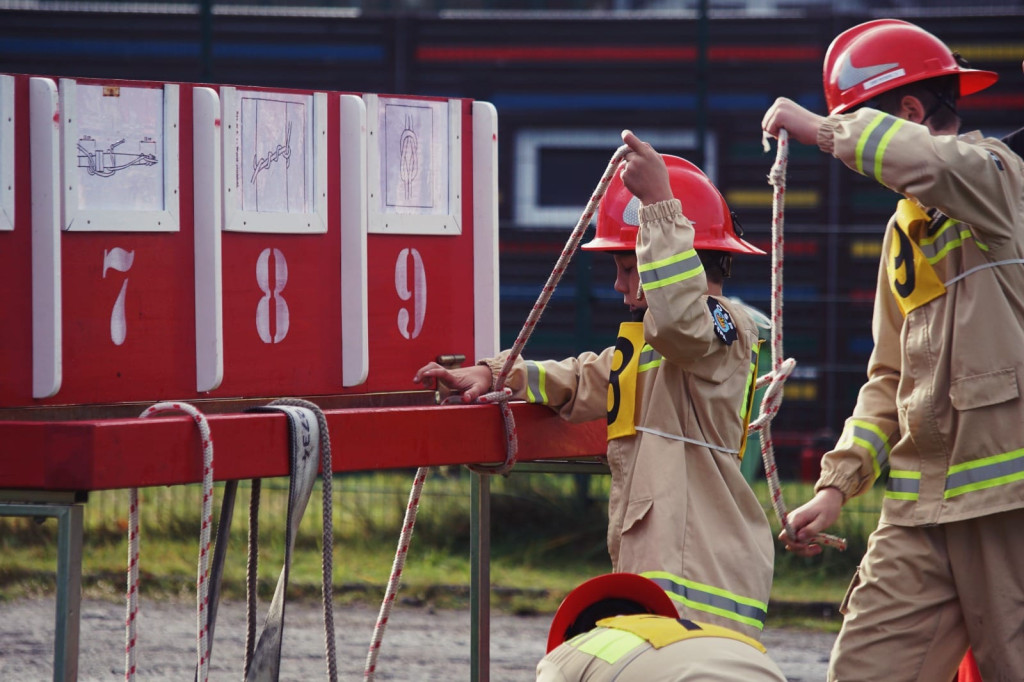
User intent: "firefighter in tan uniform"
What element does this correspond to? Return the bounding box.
[762,19,1024,681]
[536,573,787,681]
[416,131,775,641]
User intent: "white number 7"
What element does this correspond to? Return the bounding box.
[103,247,135,346]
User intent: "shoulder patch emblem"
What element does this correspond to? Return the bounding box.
[707,297,737,345]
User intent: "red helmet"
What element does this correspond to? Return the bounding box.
[823,19,998,115]
[546,573,678,653]
[583,155,765,255]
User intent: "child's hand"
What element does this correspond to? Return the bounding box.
[619,130,674,206]
[413,362,493,403]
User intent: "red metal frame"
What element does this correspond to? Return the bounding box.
[0,402,607,491]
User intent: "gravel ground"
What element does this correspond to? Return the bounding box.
[0,596,835,681]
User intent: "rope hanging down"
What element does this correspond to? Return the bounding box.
[466,143,631,476]
[754,130,846,552]
[235,399,338,682]
[128,402,215,682]
[364,145,632,681]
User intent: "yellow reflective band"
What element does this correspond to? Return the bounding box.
[597,615,768,654]
[884,469,920,501]
[637,344,662,373]
[855,113,887,176]
[873,119,904,183]
[917,218,988,264]
[525,361,548,404]
[642,571,768,630]
[945,448,1024,498]
[638,248,703,290]
[574,627,646,664]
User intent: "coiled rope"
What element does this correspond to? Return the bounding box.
[363,144,631,681]
[755,130,846,551]
[128,401,214,682]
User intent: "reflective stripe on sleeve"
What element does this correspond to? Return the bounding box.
[838,420,891,478]
[855,113,905,183]
[638,344,662,373]
[638,249,703,291]
[641,571,768,631]
[525,361,547,404]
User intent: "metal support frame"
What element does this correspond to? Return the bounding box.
[470,472,491,682]
[468,458,607,681]
[0,492,85,682]
[1,451,606,681]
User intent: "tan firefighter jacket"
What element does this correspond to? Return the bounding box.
[816,108,1024,526]
[484,199,774,639]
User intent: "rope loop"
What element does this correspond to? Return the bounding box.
[128,401,215,682]
[754,131,847,553]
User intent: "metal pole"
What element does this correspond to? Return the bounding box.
[696,0,709,167]
[0,498,84,682]
[470,472,491,682]
[200,0,213,81]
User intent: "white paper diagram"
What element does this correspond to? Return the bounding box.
[379,98,449,218]
[239,93,312,214]
[74,84,164,212]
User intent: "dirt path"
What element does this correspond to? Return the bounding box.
[0,596,835,680]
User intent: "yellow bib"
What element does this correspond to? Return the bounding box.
[607,322,644,441]
[886,199,946,316]
[596,614,767,653]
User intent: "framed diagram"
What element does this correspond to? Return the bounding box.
[59,79,180,232]
[222,87,328,233]
[365,94,462,235]
[0,75,12,232]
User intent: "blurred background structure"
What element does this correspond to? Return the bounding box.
[2,0,1022,478]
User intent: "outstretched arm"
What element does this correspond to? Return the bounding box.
[762,97,826,147]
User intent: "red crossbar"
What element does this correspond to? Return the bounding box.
[0,403,606,491]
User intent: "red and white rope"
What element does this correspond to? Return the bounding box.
[364,145,631,679]
[753,131,846,551]
[469,143,630,476]
[364,466,428,681]
[127,401,215,682]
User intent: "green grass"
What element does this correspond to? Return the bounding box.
[0,472,881,627]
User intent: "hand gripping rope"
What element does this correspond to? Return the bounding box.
[469,142,632,476]
[755,130,846,552]
[363,145,631,681]
[128,402,215,682]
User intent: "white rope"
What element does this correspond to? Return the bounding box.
[128,401,215,682]
[755,131,846,551]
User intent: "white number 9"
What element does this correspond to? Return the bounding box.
[395,247,426,340]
